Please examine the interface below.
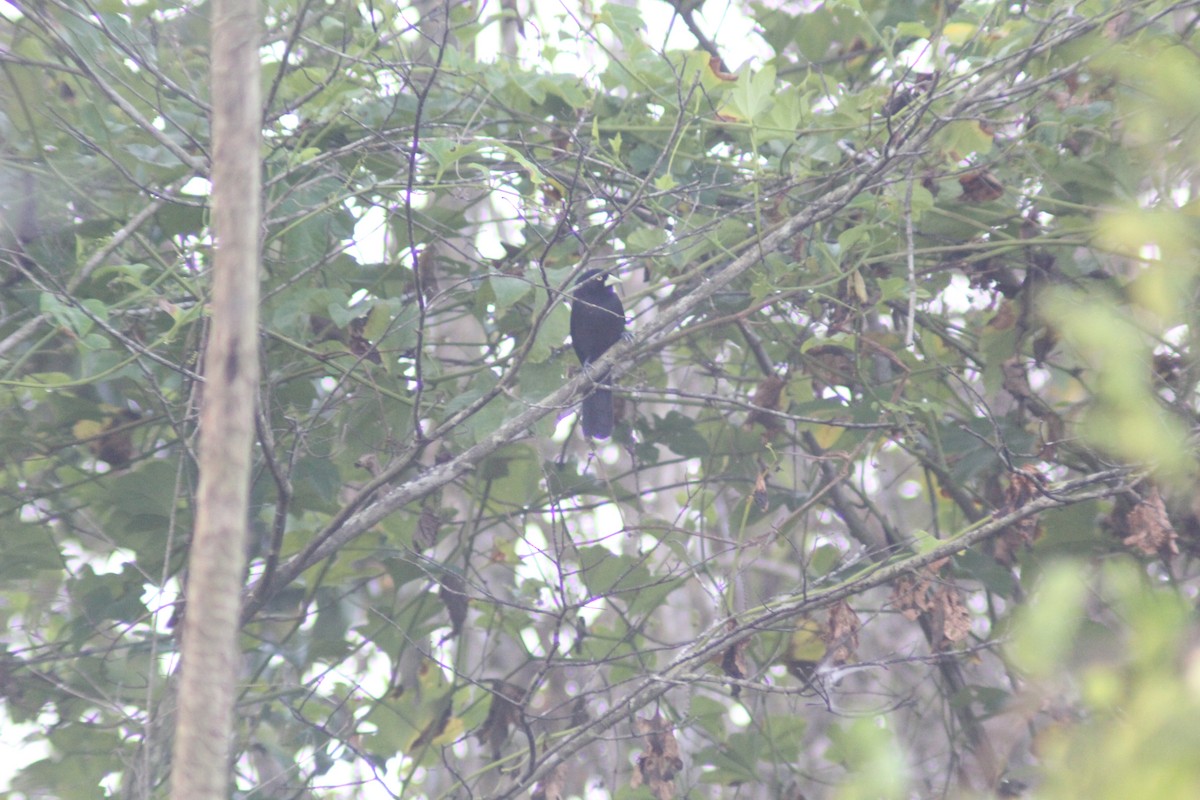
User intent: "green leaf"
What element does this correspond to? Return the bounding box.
[895,21,931,38]
[489,272,533,310]
[577,545,682,616]
[478,444,540,509]
[599,3,644,45]
[937,120,995,159]
[653,411,710,457]
[762,87,803,136]
[1008,561,1089,676]
[809,543,843,577]
[0,523,65,577]
[727,65,777,122]
[39,293,95,338]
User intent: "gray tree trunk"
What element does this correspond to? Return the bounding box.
[168,0,262,797]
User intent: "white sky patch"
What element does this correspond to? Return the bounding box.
[727,701,752,727]
[520,626,545,656]
[589,499,626,547]
[181,176,211,197]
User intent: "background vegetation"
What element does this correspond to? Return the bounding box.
[1,0,1199,797]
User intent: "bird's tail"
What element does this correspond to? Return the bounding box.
[581,388,613,439]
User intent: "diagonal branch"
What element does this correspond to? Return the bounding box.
[491,467,1137,799]
[240,7,1114,620]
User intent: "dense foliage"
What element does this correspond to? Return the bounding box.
[1,0,1199,797]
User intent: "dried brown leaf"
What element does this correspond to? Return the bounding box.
[987,301,1017,331]
[751,470,770,512]
[355,453,382,476]
[346,315,382,364]
[708,55,737,81]
[612,393,626,428]
[1153,353,1184,388]
[882,85,919,116]
[804,344,857,396]
[934,584,972,648]
[416,242,440,298]
[476,680,525,759]
[410,703,452,750]
[541,182,563,207]
[1123,487,1179,557]
[437,571,468,637]
[826,601,861,665]
[890,570,937,621]
[532,763,566,800]
[76,409,141,468]
[569,696,589,729]
[958,170,1004,202]
[745,374,787,430]
[890,575,922,621]
[1032,328,1059,365]
[309,314,381,363]
[631,714,683,800]
[1001,357,1033,400]
[892,558,962,648]
[717,620,751,696]
[1007,463,1045,503]
[415,505,441,551]
[992,466,1046,565]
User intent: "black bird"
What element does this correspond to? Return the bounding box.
[570,269,626,439]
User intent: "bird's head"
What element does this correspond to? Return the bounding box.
[574,269,614,295]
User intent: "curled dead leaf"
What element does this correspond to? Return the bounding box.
[987,301,1017,331]
[708,55,737,81]
[569,695,589,729]
[631,714,683,800]
[751,470,770,512]
[958,170,1004,202]
[892,561,971,650]
[745,374,787,431]
[891,574,925,621]
[409,703,453,750]
[541,181,563,206]
[437,571,468,638]
[532,763,565,800]
[309,314,382,363]
[889,559,946,621]
[1122,487,1179,558]
[1001,357,1033,401]
[416,505,441,551]
[476,680,526,759]
[826,601,860,665]
[933,584,972,649]
[715,619,751,696]
[804,344,857,396]
[75,409,141,468]
[992,466,1046,565]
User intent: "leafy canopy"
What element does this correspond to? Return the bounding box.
[1,0,1198,797]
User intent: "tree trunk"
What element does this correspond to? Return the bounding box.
[168,0,261,797]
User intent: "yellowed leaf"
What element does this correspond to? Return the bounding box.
[944,22,978,45]
[431,715,464,746]
[72,419,104,440]
[810,425,844,449]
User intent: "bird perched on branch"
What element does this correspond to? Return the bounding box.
[570,269,626,439]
